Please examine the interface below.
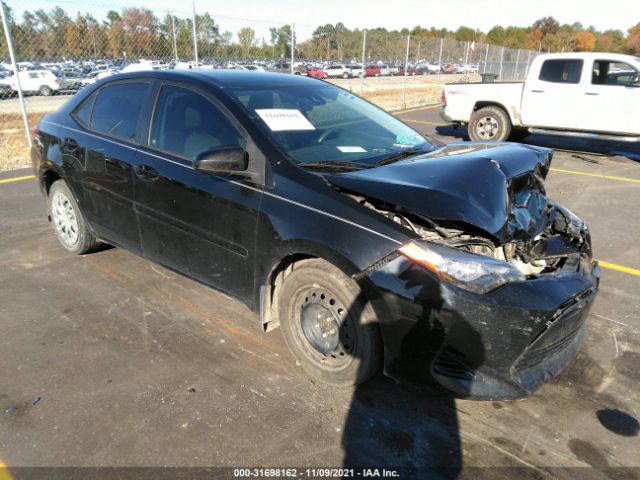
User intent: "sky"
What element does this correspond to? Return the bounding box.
[18,0,639,42]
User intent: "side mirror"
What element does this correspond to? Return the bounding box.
[193,146,249,176]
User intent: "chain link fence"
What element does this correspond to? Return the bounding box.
[0,0,539,169]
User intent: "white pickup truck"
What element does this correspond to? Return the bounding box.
[441,52,640,142]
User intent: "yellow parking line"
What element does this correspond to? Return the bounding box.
[550,168,640,184]
[392,104,440,115]
[0,174,35,185]
[404,118,446,127]
[0,460,13,480]
[598,261,640,277]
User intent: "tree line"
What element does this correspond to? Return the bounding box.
[1,5,639,62]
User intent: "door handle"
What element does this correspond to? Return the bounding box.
[136,164,159,181]
[530,89,544,93]
[585,92,599,96]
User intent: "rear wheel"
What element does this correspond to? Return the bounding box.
[277,259,382,386]
[342,72,349,79]
[48,180,99,254]
[39,85,52,96]
[468,106,511,142]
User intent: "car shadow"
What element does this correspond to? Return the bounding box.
[435,125,640,162]
[341,266,486,478]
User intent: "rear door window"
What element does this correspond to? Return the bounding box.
[539,59,583,84]
[592,60,639,86]
[90,82,150,140]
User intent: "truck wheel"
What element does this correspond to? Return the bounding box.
[48,180,99,254]
[39,85,53,96]
[277,259,382,386]
[342,72,349,79]
[469,106,511,142]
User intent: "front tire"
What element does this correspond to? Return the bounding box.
[277,259,382,386]
[468,106,511,142]
[39,85,52,96]
[48,180,99,254]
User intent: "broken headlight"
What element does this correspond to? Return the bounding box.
[399,241,525,294]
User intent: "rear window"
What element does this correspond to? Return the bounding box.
[539,59,583,84]
[90,82,150,140]
[73,93,95,126]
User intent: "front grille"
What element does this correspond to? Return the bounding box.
[515,326,581,371]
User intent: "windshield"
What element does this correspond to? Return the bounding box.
[229,84,434,165]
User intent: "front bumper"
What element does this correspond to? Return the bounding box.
[366,254,599,400]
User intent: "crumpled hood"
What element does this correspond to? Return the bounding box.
[325,142,553,242]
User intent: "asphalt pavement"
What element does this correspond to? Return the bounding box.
[0,106,638,479]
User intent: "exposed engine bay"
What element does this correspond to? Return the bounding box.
[348,192,591,278]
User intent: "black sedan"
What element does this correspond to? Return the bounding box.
[31,70,599,400]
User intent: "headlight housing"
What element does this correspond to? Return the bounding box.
[399,241,525,294]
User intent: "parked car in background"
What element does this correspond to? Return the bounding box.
[441,63,457,74]
[365,65,381,77]
[306,66,327,79]
[347,64,364,77]
[31,70,599,399]
[324,64,352,78]
[378,64,392,76]
[441,52,640,142]
[55,71,84,93]
[10,70,60,96]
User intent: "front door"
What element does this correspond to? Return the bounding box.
[134,83,263,300]
[521,58,585,129]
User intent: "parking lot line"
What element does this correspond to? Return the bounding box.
[598,260,640,277]
[392,104,440,115]
[404,118,447,127]
[550,168,640,184]
[0,174,35,185]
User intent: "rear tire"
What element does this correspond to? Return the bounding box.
[48,180,99,255]
[277,259,382,386]
[39,85,52,96]
[468,106,511,142]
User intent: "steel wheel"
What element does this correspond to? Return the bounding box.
[277,259,382,386]
[475,115,501,140]
[51,190,79,248]
[297,287,357,370]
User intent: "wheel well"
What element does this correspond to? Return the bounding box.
[260,253,316,332]
[472,102,514,124]
[42,170,61,196]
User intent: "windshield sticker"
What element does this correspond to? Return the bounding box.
[337,146,367,153]
[395,135,422,147]
[255,109,315,131]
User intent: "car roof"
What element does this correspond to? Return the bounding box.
[101,69,323,88]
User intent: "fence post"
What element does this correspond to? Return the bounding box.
[290,24,295,74]
[483,44,489,74]
[514,49,521,80]
[402,35,410,110]
[437,37,443,73]
[191,2,199,68]
[1,0,31,147]
[498,46,504,80]
[360,29,366,95]
[170,12,178,61]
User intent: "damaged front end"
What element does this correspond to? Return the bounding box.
[324,143,600,399]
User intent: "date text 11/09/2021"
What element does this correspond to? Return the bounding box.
[233,468,400,477]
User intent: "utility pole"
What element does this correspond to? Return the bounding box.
[170,13,178,61]
[360,29,366,95]
[290,24,295,74]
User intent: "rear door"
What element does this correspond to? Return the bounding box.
[133,82,263,300]
[63,80,152,252]
[577,58,640,134]
[521,58,584,129]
